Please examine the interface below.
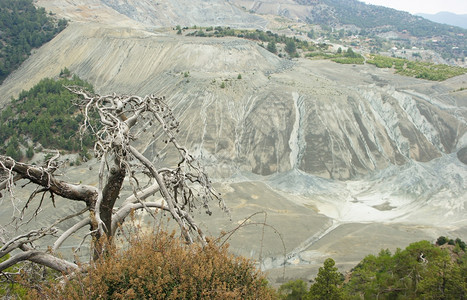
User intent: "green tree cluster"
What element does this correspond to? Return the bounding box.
[437,236,466,251]
[279,239,467,299]
[278,258,344,300]
[309,258,344,299]
[345,240,467,299]
[0,73,94,160]
[267,41,278,54]
[307,46,365,64]
[285,40,298,57]
[0,0,67,84]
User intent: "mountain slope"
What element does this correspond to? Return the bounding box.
[1,23,465,180]
[35,0,467,61]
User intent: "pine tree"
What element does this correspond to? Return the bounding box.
[309,258,344,300]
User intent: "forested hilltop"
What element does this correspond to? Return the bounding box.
[0,0,67,84]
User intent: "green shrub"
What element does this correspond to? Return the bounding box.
[331,57,365,64]
[367,55,467,81]
[437,236,448,246]
[278,279,308,299]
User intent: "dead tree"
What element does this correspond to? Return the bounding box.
[0,87,225,274]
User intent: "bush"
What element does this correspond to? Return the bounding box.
[278,279,308,299]
[436,236,448,246]
[456,238,466,251]
[31,230,276,299]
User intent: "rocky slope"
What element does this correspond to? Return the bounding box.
[1,0,466,283]
[2,23,464,179]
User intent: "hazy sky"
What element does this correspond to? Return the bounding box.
[363,0,467,14]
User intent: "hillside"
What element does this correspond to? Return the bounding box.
[0,0,466,284]
[232,0,467,62]
[33,0,467,62]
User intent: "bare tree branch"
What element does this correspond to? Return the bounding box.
[0,87,225,275]
[111,201,169,235]
[0,174,22,194]
[0,246,78,273]
[52,218,91,252]
[0,228,58,257]
[0,156,97,205]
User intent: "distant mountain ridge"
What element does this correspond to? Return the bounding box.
[417,12,467,30]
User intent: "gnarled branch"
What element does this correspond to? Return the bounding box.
[1,87,226,275]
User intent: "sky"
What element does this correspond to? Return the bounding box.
[363,0,467,15]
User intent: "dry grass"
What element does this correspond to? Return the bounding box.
[29,226,277,299]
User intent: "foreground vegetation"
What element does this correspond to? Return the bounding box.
[279,237,467,299]
[20,229,277,299]
[2,234,466,299]
[1,224,465,300]
[0,0,67,84]
[0,70,94,161]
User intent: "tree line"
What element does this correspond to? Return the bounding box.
[185,26,314,57]
[278,237,467,299]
